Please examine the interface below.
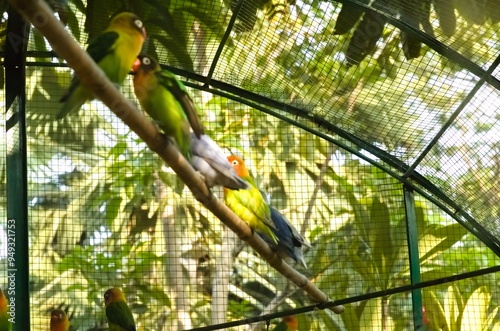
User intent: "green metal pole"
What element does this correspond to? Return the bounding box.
[5,6,30,331]
[403,185,424,330]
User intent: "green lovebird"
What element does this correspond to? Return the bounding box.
[272,315,298,331]
[50,309,69,331]
[104,288,136,331]
[223,155,278,244]
[132,55,204,159]
[0,289,10,331]
[57,12,146,119]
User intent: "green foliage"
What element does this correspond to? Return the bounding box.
[1,0,499,330]
[423,285,499,331]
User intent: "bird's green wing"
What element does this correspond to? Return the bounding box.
[272,321,288,331]
[106,301,136,331]
[0,314,9,331]
[157,70,204,138]
[243,177,272,221]
[233,180,276,230]
[59,31,119,104]
[86,31,120,63]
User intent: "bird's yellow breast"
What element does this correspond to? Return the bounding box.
[100,30,144,83]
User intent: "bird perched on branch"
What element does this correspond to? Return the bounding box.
[57,12,146,119]
[104,288,136,331]
[224,155,278,244]
[50,309,69,331]
[132,55,247,190]
[0,289,10,331]
[225,155,310,266]
[190,133,249,190]
[132,55,204,159]
[272,315,298,331]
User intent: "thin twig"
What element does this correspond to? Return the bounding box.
[300,144,337,236]
[10,0,344,314]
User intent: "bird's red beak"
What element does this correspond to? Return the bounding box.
[132,58,141,74]
[141,27,147,40]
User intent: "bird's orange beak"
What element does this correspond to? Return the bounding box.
[132,58,141,74]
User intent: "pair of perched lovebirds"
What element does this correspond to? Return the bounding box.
[4,289,128,331]
[49,288,135,331]
[58,12,310,268]
[49,287,298,331]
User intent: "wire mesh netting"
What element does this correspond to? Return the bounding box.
[1,0,500,330]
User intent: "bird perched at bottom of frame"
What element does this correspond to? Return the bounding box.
[104,288,136,331]
[0,288,10,331]
[57,12,146,119]
[272,315,298,331]
[264,206,311,268]
[190,132,248,190]
[50,309,69,331]
[132,54,204,159]
[224,155,278,244]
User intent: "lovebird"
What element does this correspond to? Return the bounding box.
[50,309,69,331]
[104,288,136,331]
[0,289,9,331]
[272,315,298,331]
[132,55,204,159]
[264,207,311,268]
[224,155,278,244]
[57,12,146,119]
[190,132,248,190]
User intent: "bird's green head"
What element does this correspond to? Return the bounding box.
[104,287,127,307]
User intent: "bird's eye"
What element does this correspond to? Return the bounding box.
[58,313,64,319]
[104,293,109,300]
[231,160,238,166]
[143,57,151,66]
[134,19,143,29]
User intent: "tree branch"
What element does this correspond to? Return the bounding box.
[9,0,344,314]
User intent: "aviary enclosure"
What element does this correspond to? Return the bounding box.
[1,0,500,330]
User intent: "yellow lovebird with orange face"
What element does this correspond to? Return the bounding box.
[224,155,310,267]
[224,155,278,244]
